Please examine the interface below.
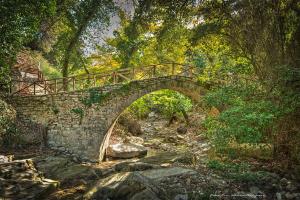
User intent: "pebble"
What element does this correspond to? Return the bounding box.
[276,192,282,200]
[174,194,188,200]
[286,182,297,192]
[285,192,295,199]
[249,186,260,194]
[280,178,288,186]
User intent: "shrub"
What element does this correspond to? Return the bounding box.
[0,99,17,147]
[203,83,279,149]
[127,89,193,119]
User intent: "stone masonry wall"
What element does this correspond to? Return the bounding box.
[9,76,204,162]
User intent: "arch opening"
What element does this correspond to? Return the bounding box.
[98,88,207,163]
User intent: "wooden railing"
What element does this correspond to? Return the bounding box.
[9,63,199,96]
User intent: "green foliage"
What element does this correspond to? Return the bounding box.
[32,52,62,79]
[0,63,11,90]
[0,101,14,131]
[191,52,206,72]
[117,82,131,94]
[204,85,278,148]
[207,160,250,173]
[71,108,84,117]
[128,89,192,119]
[0,99,18,147]
[0,0,298,166]
[207,159,271,182]
[128,97,151,119]
[71,108,84,124]
[1,123,20,147]
[80,88,109,107]
[51,105,60,115]
[79,82,138,107]
[227,171,270,183]
[105,7,192,68]
[197,0,300,164]
[0,0,56,89]
[46,0,115,78]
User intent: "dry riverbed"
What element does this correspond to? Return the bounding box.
[1,111,299,199]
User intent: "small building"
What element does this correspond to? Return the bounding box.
[11,50,46,95]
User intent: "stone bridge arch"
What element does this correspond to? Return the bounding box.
[10,76,205,162]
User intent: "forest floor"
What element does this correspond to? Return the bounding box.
[1,109,300,200]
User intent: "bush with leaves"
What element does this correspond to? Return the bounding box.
[128,89,192,120]
[203,78,300,163]
[0,0,56,89]
[0,99,17,146]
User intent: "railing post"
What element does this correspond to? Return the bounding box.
[172,63,175,75]
[33,82,36,95]
[44,80,47,94]
[72,77,75,91]
[153,65,156,77]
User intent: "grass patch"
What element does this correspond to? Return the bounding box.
[206,159,272,183]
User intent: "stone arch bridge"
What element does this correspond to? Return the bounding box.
[8,64,206,162]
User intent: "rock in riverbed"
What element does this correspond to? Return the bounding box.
[106,143,147,159]
[0,154,13,163]
[84,167,197,200]
[177,126,187,134]
[84,171,168,200]
[0,159,59,200]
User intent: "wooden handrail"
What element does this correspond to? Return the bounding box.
[10,63,197,96]
[11,63,186,82]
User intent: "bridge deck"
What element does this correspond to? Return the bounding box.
[10,63,199,96]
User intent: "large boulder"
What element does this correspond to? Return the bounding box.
[0,155,13,163]
[33,156,102,183]
[106,143,148,159]
[140,167,197,181]
[84,171,168,200]
[0,159,59,199]
[84,167,198,200]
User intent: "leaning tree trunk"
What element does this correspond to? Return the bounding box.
[61,7,96,91]
[62,53,70,91]
[61,29,83,91]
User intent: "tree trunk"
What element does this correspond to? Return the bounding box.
[62,51,70,91]
[181,110,189,125]
[61,7,97,90]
